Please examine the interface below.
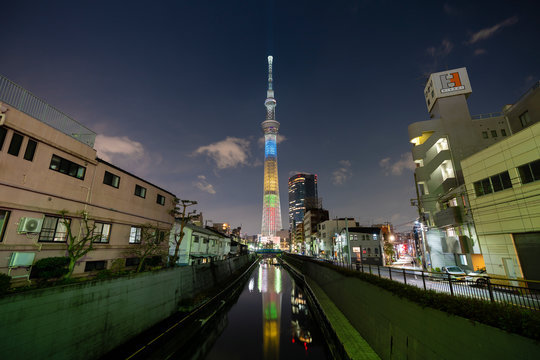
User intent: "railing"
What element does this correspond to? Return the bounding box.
[0,74,96,147]
[325,258,540,311]
[471,112,504,120]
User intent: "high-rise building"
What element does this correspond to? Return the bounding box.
[288,173,318,231]
[261,56,282,240]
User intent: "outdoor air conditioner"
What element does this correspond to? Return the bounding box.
[0,113,5,126]
[17,217,44,234]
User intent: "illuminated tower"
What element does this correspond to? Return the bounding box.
[261,55,282,239]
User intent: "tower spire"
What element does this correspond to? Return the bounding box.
[267,55,274,97]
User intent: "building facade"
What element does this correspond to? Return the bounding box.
[288,173,318,231]
[261,55,283,241]
[408,68,509,271]
[317,218,356,259]
[338,227,383,266]
[0,75,175,278]
[462,82,540,282]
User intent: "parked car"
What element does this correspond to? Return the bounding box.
[441,266,467,281]
[465,269,489,286]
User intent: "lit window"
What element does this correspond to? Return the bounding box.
[103,171,120,188]
[446,227,456,237]
[129,226,141,244]
[440,160,455,181]
[39,216,70,242]
[459,254,468,266]
[449,198,458,207]
[93,222,111,243]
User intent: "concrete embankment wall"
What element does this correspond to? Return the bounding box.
[0,254,255,360]
[283,254,539,360]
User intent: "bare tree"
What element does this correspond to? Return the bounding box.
[60,210,101,279]
[169,197,197,266]
[128,223,168,273]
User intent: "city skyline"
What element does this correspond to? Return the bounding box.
[1,1,539,235]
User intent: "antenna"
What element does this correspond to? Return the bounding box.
[267,55,273,91]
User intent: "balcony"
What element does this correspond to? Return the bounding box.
[441,177,457,192]
[433,206,462,228]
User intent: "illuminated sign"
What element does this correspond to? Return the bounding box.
[424,67,472,111]
[352,247,361,253]
[440,72,464,93]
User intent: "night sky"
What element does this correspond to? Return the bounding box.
[1,1,539,235]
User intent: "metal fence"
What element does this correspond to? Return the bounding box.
[0,74,96,147]
[329,260,540,311]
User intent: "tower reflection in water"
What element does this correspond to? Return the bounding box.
[258,258,282,359]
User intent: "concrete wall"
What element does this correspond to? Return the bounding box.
[0,254,255,360]
[284,254,539,360]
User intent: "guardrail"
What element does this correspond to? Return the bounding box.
[323,258,540,311]
[0,74,96,147]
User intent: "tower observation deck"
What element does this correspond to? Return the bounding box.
[261,55,282,239]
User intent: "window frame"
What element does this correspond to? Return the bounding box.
[519,111,531,128]
[156,194,166,206]
[518,159,540,184]
[0,210,10,242]
[482,131,488,139]
[129,226,142,244]
[93,222,112,243]
[49,154,86,180]
[474,171,513,196]
[490,130,498,138]
[134,184,147,198]
[39,216,71,243]
[0,127,7,151]
[103,171,120,189]
[84,260,107,272]
[7,132,24,156]
[23,138,37,161]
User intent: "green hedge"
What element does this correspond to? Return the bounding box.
[31,257,70,280]
[0,273,11,294]
[286,254,540,341]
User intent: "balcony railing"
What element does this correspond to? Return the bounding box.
[471,112,503,120]
[0,74,96,147]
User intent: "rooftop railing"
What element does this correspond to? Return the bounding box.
[0,74,96,147]
[471,112,504,120]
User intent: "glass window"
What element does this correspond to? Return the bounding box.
[129,226,141,244]
[49,155,86,180]
[491,130,498,138]
[519,111,531,128]
[93,222,111,243]
[482,131,488,139]
[156,194,165,206]
[134,185,146,198]
[23,139,37,161]
[0,210,10,242]
[501,129,507,136]
[39,216,70,242]
[84,260,107,272]
[374,247,379,255]
[459,254,468,266]
[193,235,199,243]
[518,159,540,184]
[103,171,120,188]
[0,127,7,150]
[491,173,503,192]
[7,133,24,156]
[481,178,492,195]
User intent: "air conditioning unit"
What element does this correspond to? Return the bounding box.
[17,217,44,234]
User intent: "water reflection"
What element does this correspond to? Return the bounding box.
[260,259,283,359]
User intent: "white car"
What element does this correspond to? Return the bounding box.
[465,269,489,286]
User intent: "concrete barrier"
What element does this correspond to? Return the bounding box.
[0,254,255,360]
[283,254,540,359]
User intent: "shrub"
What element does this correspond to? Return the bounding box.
[31,257,70,280]
[0,273,11,294]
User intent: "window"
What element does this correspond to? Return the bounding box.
[518,159,540,184]
[134,185,146,198]
[103,171,120,188]
[193,235,199,243]
[0,127,7,150]
[447,227,456,237]
[39,216,70,242]
[373,234,378,240]
[459,255,468,266]
[125,257,140,266]
[501,129,507,137]
[84,260,107,272]
[156,194,165,206]
[519,111,531,128]
[203,237,209,244]
[474,171,513,196]
[23,139,37,161]
[49,155,86,180]
[449,198,458,207]
[7,132,24,156]
[491,130,498,138]
[440,161,455,181]
[0,210,10,242]
[435,138,449,153]
[482,131,488,139]
[129,226,141,244]
[93,222,111,243]
[374,248,379,255]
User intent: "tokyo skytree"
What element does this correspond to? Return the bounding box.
[261,55,282,238]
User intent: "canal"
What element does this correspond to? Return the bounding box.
[110,257,331,359]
